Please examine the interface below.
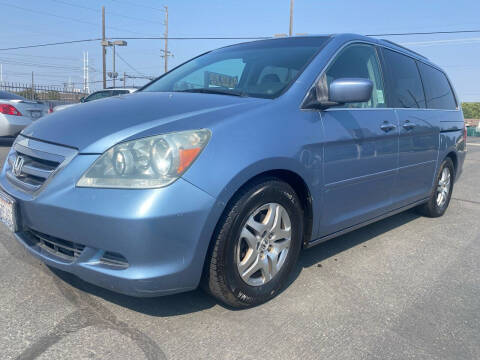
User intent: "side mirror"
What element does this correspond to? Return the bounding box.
[327,78,373,105]
[80,97,85,103]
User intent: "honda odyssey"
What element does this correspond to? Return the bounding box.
[0,34,466,308]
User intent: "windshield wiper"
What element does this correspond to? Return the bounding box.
[175,88,247,97]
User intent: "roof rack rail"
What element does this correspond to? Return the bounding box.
[381,39,429,60]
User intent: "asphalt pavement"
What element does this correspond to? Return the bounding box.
[1,138,479,360]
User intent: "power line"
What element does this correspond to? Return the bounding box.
[2,29,480,52]
[50,0,164,25]
[0,39,102,51]
[0,2,161,37]
[366,29,480,36]
[109,0,166,12]
[0,58,84,71]
[115,51,146,76]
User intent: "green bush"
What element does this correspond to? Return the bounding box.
[462,102,480,119]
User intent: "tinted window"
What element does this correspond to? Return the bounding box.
[112,90,130,95]
[418,62,456,110]
[85,91,112,101]
[143,37,329,99]
[382,49,425,108]
[321,43,386,108]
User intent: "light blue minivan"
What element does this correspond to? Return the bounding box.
[0,34,466,307]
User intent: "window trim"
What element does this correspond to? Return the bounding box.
[301,40,386,110]
[140,36,333,100]
[323,42,386,109]
[416,61,458,110]
[301,39,460,111]
[379,46,427,109]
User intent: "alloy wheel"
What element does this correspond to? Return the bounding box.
[436,167,451,208]
[235,203,291,286]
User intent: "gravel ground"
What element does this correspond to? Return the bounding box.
[1,138,479,360]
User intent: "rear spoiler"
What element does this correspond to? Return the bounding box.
[9,99,44,105]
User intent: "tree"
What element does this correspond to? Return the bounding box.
[462,102,480,119]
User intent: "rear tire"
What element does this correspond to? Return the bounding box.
[203,178,303,308]
[416,157,454,218]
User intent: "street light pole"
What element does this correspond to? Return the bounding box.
[289,0,294,36]
[102,40,127,88]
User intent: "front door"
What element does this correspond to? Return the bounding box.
[318,43,398,237]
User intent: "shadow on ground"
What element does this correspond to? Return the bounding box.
[48,209,420,316]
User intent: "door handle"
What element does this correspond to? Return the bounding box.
[380,122,396,132]
[402,120,417,130]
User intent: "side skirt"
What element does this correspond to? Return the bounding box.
[305,197,429,249]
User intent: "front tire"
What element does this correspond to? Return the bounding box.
[204,178,303,308]
[417,157,455,217]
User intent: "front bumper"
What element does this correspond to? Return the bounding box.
[1,151,220,297]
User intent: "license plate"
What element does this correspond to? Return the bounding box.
[30,111,42,119]
[0,190,17,232]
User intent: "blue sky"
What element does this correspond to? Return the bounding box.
[0,0,479,101]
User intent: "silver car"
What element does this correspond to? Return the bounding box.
[0,91,49,139]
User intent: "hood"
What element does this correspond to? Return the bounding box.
[22,92,267,153]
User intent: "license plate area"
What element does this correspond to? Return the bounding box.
[0,190,17,232]
[30,110,42,119]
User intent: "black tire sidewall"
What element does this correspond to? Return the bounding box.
[221,180,303,306]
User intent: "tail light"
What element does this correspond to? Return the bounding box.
[0,104,22,116]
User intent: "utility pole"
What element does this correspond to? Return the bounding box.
[86,51,89,93]
[164,6,168,73]
[123,72,126,88]
[83,51,90,93]
[289,0,294,36]
[31,71,34,100]
[112,44,116,87]
[102,6,107,89]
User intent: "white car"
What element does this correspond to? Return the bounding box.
[0,91,49,139]
[53,88,137,112]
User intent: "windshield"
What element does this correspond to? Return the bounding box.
[143,37,329,99]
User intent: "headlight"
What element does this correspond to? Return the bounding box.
[77,129,210,189]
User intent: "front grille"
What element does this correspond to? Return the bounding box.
[6,135,76,193]
[28,229,85,261]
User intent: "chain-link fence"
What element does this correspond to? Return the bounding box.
[0,82,88,108]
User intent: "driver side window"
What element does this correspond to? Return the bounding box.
[322,44,386,108]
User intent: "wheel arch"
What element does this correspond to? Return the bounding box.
[235,169,314,247]
[445,151,458,176]
[201,166,316,279]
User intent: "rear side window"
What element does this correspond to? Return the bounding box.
[112,90,130,95]
[417,63,457,110]
[382,48,426,108]
[86,91,112,101]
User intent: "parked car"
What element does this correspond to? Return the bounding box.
[0,34,466,308]
[0,91,49,139]
[53,88,137,112]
